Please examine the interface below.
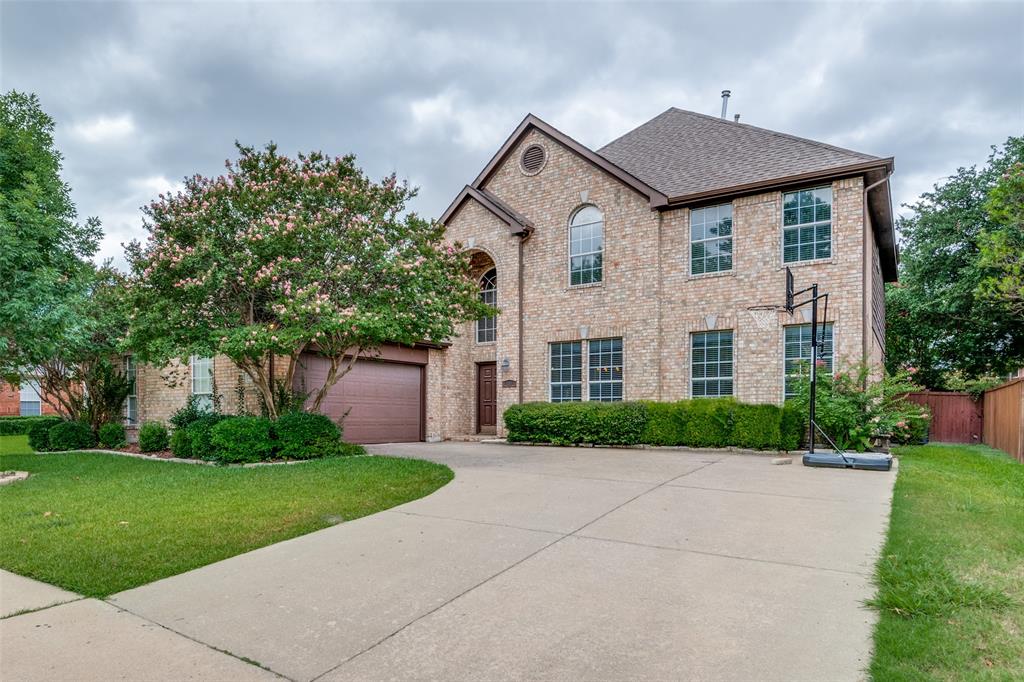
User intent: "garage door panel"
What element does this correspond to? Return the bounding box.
[297,353,422,444]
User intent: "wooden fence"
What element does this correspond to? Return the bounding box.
[982,378,1024,463]
[906,391,984,444]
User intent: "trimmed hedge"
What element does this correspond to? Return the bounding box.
[209,416,274,464]
[0,415,60,436]
[504,401,648,445]
[27,418,61,451]
[98,422,127,449]
[187,414,227,460]
[274,412,343,460]
[138,421,169,452]
[506,399,806,451]
[47,421,97,451]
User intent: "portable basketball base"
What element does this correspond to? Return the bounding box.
[783,268,893,472]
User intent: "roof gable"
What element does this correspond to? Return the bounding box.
[469,114,668,209]
[439,185,534,236]
[598,108,889,202]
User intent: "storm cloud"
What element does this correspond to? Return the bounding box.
[2,0,1021,265]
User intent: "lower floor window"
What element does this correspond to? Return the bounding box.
[124,356,138,425]
[19,380,41,416]
[549,342,582,402]
[692,330,734,397]
[589,338,623,401]
[191,355,214,411]
[784,323,834,398]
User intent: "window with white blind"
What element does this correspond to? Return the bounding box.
[784,323,834,398]
[19,380,41,416]
[124,356,137,424]
[691,331,734,398]
[549,342,582,402]
[588,338,623,402]
[783,186,832,263]
[191,356,214,410]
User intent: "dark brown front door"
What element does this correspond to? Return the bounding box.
[477,362,497,434]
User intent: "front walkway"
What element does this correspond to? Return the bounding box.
[1,443,896,681]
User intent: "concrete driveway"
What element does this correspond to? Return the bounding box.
[1,443,896,681]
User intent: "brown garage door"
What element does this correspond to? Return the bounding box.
[297,353,423,444]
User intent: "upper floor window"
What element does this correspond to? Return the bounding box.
[569,206,603,286]
[124,356,138,425]
[19,380,41,416]
[783,186,832,263]
[191,355,214,410]
[784,323,834,398]
[691,203,733,275]
[477,269,497,343]
[692,331,734,398]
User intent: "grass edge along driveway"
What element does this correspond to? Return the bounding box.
[0,435,452,597]
[869,443,1023,681]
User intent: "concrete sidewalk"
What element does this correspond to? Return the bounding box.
[2,443,896,681]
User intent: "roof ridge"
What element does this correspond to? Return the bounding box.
[660,107,879,160]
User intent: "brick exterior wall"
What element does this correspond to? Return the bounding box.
[431,128,884,439]
[0,382,61,417]
[129,355,268,439]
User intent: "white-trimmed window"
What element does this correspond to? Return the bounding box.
[549,342,582,402]
[191,355,214,410]
[691,203,733,275]
[19,380,41,416]
[569,206,603,286]
[692,331,734,398]
[124,356,138,425]
[783,186,832,263]
[588,338,623,402]
[784,323,834,398]
[477,268,497,343]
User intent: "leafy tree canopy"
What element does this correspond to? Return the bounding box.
[126,142,489,417]
[885,136,1024,388]
[0,90,101,380]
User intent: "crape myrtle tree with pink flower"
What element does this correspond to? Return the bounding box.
[125,142,490,419]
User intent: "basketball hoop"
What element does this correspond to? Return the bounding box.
[746,305,785,330]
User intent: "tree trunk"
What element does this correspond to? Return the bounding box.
[310,348,361,413]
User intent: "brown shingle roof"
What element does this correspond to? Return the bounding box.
[598,108,884,201]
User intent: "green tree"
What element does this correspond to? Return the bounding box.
[125,143,489,418]
[885,137,1024,388]
[34,265,132,432]
[978,157,1024,316]
[0,91,101,381]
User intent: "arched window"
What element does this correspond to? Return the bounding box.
[569,206,603,285]
[477,268,497,343]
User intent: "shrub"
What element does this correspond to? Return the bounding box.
[681,398,735,448]
[169,427,193,459]
[0,415,60,436]
[138,421,169,452]
[169,394,215,430]
[25,417,62,451]
[209,416,275,464]
[187,414,227,460]
[273,412,342,459]
[47,421,97,451]
[780,401,805,451]
[98,422,127,448]
[504,401,647,445]
[732,404,783,450]
[640,401,689,446]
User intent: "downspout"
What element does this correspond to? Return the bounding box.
[862,171,892,382]
[656,210,664,400]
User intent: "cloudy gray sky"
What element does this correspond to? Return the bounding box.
[2,0,1022,266]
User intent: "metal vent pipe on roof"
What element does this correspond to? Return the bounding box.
[734,114,741,123]
[720,90,731,119]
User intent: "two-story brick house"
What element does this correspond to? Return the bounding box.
[419,108,896,439]
[127,108,896,444]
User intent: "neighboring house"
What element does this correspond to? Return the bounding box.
[0,379,59,417]
[129,107,897,444]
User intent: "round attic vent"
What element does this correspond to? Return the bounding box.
[520,144,547,175]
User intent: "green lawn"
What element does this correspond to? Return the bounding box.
[870,444,1024,680]
[0,434,452,597]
